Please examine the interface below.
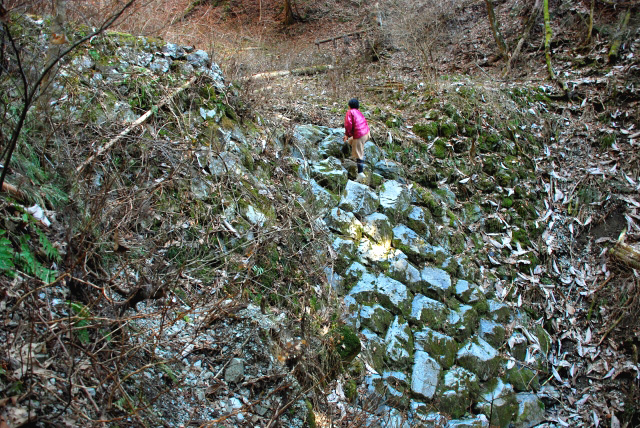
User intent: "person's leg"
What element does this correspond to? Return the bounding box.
[352,132,369,173]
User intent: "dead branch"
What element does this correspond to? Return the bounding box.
[76,76,196,174]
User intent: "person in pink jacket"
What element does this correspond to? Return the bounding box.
[343,98,371,182]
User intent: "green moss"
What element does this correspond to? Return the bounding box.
[501,197,514,208]
[413,122,439,141]
[344,379,358,402]
[305,400,316,428]
[439,121,457,138]
[333,325,361,362]
[473,298,489,315]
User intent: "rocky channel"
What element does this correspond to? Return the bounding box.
[288,124,553,427]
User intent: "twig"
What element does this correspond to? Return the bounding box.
[597,313,624,346]
[76,76,197,174]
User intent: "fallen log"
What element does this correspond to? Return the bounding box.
[610,240,640,270]
[248,64,333,81]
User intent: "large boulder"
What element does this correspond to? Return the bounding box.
[359,304,393,334]
[410,351,442,400]
[445,304,478,341]
[375,274,413,316]
[514,393,545,428]
[364,141,383,166]
[437,366,480,418]
[379,180,412,220]
[414,327,458,369]
[456,337,502,381]
[385,316,414,367]
[310,157,348,191]
[325,207,363,240]
[374,159,404,179]
[420,266,454,299]
[339,180,380,217]
[392,224,428,262]
[406,205,432,236]
[387,252,422,292]
[361,212,393,247]
[477,319,506,349]
[410,294,449,327]
[475,379,518,428]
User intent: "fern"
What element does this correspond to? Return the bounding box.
[69,302,92,344]
[0,231,16,275]
[36,229,60,262]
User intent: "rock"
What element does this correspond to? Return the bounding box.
[311,157,348,191]
[411,351,441,399]
[339,180,380,217]
[420,266,453,298]
[406,205,432,236]
[387,252,422,292]
[379,180,412,220]
[293,124,331,149]
[224,358,245,383]
[344,261,371,282]
[317,132,344,159]
[347,273,377,304]
[477,319,506,349]
[454,279,473,302]
[199,107,220,121]
[162,43,186,59]
[375,274,412,317]
[475,379,518,427]
[410,294,449,326]
[186,49,209,68]
[356,237,396,264]
[204,61,226,91]
[245,205,268,226]
[456,337,501,381]
[324,267,345,294]
[361,329,386,372]
[325,207,363,240]
[414,327,457,369]
[384,316,414,367]
[392,224,428,262]
[410,402,447,426]
[507,331,528,361]
[360,304,393,334]
[445,304,478,341]
[487,299,512,323]
[310,179,336,215]
[150,57,171,73]
[363,141,383,166]
[445,415,489,427]
[437,366,480,418]
[361,213,393,246]
[374,159,404,179]
[514,393,545,428]
[506,363,540,392]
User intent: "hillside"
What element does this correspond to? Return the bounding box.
[1,0,639,427]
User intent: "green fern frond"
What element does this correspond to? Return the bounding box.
[36,229,61,262]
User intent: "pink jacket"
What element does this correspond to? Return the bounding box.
[344,109,370,139]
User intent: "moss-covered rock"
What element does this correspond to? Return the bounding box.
[414,327,458,369]
[437,366,480,418]
[333,325,361,362]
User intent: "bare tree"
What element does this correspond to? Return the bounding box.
[0,0,138,191]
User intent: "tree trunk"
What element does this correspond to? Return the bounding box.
[283,0,294,26]
[484,0,509,61]
[585,0,595,45]
[608,7,631,62]
[543,0,568,93]
[504,0,541,77]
